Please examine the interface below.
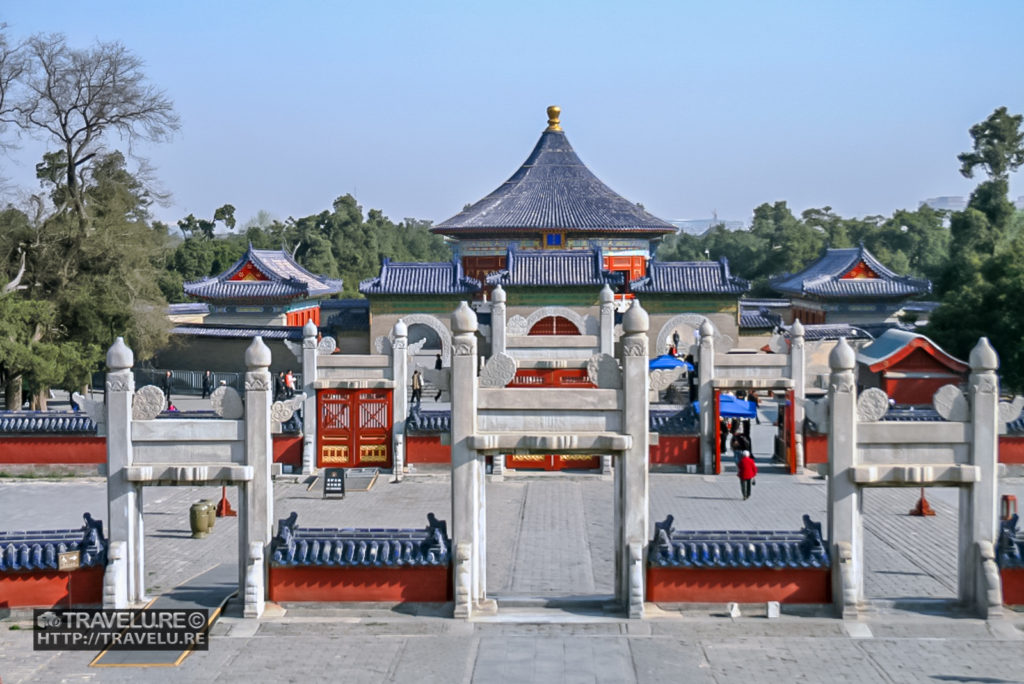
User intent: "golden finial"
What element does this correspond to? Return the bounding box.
[546,105,562,131]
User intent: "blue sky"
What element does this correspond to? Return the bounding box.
[2,1,1023,228]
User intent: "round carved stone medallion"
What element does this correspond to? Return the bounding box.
[211,386,244,419]
[132,385,165,421]
[933,384,968,422]
[856,387,890,422]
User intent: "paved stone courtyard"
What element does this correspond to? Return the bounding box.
[1,466,1023,682]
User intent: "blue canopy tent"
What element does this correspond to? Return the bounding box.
[649,355,694,371]
[692,394,758,419]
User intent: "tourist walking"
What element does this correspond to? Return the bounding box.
[201,370,213,399]
[411,370,423,405]
[284,369,296,398]
[274,372,287,402]
[737,450,757,500]
[730,429,750,466]
[434,353,443,401]
[162,371,172,408]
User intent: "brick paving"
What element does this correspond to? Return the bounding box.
[1,471,1023,682]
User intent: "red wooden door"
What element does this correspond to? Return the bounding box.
[317,389,393,468]
[785,389,797,474]
[505,453,601,470]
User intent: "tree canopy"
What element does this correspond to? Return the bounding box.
[161,195,450,302]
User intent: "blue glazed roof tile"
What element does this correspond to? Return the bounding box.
[360,259,481,296]
[184,245,343,302]
[648,514,830,569]
[407,409,451,434]
[785,324,873,342]
[269,512,450,567]
[171,325,304,341]
[0,411,97,434]
[0,513,107,572]
[167,302,210,315]
[630,258,749,295]
[433,119,677,236]
[772,246,930,299]
[485,248,623,288]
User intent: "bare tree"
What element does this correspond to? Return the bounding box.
[0,26,27,156]
[13,34,179,227]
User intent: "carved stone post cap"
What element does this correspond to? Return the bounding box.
[791,319,805,337]
[393,318,407,338]
[829,336,856,371]
[106,337,134,370]
[452,301,478,333]
[699,319,714,338]
[302,319,318,339]
[622,300,649,333]
[492,284,506,304]
[599,284,614,304]
[245,336,272,369]
[969,336,999,372]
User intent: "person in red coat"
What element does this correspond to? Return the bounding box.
[737,450,757,500]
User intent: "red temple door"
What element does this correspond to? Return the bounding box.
[317,389,393,468]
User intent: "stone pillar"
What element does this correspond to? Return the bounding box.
[392,319,408,482]
[491,285,507,357]
[599,284,615,356]
[790,320,807,469]
[450,302,490,617]
[301,320,318,474]
[104,337,142,607]
[242,336,273,618]
[698,320,715,474]
[617,300,650,618]
[827,337,860,618]
[963,337,1000,616]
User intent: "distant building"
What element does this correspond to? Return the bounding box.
[771,245,931,327]
[669,218,745,235]
[919,196,966,212]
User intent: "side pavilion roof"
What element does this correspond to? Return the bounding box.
[359,259,482,295]
[772,246,930,299]
[184,245,343,303]
[630,258,749,295]
[432,107,677,237]
[856,328,968,374]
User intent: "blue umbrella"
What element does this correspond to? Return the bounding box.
[649,354,694,371]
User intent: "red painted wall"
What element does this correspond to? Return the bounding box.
[649,435,700,466]
[407,435,450,464]
[804,433,828,465]
[0,567,104,608]
[1000,436,1024,465]
[0,436,106,465]
[1002,568,1024,606]
[0,434,304,467]
[272,435,302,467]
[883,376,959,407]
[646,567,831,604]
[268,566,451,602]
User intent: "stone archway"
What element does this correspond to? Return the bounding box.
[508,306,592,336]
[655,314,717,356]
[395,314,452,360]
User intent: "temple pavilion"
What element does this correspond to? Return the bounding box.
[360,106,750,356]
[770,245,930,327]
